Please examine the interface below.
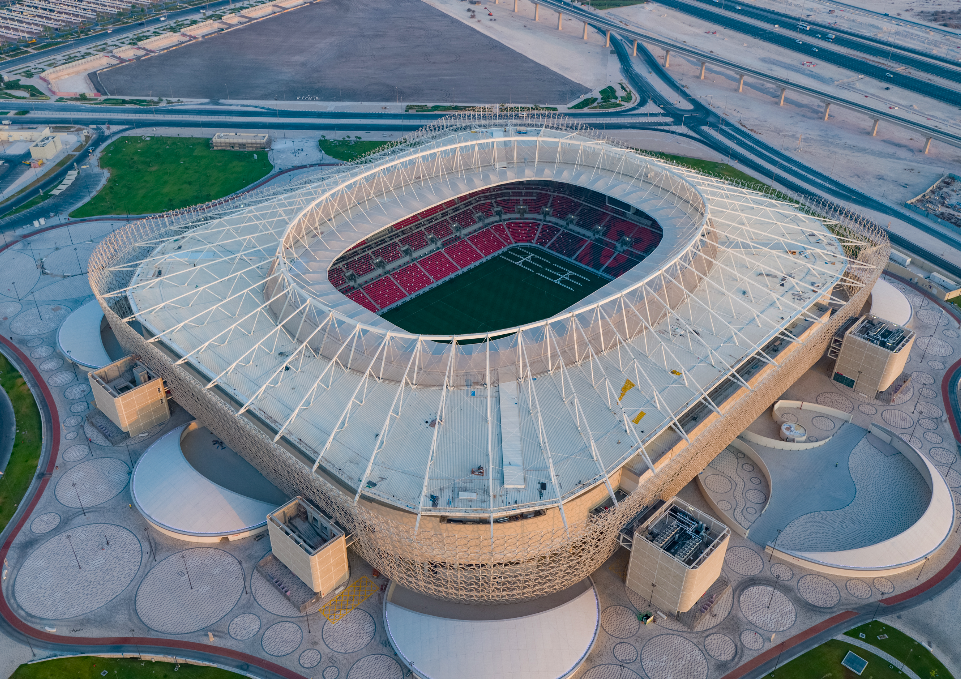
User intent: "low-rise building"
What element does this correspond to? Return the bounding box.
[29,135,62,160]
[88,356,170,437]
[211,132,270,151]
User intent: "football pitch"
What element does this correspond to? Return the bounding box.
[380,246,611,335]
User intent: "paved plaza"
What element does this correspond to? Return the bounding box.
[0,210,959,679]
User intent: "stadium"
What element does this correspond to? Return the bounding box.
[89,112,888,604]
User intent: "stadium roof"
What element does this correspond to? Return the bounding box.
[100,113,878,524]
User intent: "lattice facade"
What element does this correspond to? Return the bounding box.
[88,113,888,603]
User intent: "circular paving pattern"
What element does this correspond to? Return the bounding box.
[25,337,43,348]
[816,392,853,413]
[845,580,872,599]
[891,385,915,406]
[739,586,796,631]
[881,410,914,429]
[64,415,83,427]
[14,524,141,619]
[929,360,946,371]
[725,546,763,576]
[912,371,936,386]
[920,387,938,399]
[705,634,736,662]
[740,630,765,651]
[38,357,63,371]
[135,548,244,634]
[874,578,895,595]
[29,345,53,359]
[65,431,78,440]
[917,308,943,326]
[29,512,60,534]
[750,476,761,485]
[745,489,767,505]
[601,605,640,638]
[914,337,953,357]
[858,403,877,416]
[745,506,757,516]
[323,668,340,679]
[11,304,72,336]
[228,613,261,641]
[262,621,303,657]
[0,301,21,319]
[704,474,733,494]
[901,435,924,451]
[300,649,322,669]
[64,383,90,400]
[742,463,755,472]
[55,458,129,507]
[252,571,301,616]
[70,402,88,413]
[641,636,707,679]
[944,469,961,488]
[780,412,798,423]
[918,418,939,430]
[61,444,89,462]
[771,563,793,581]
[346,654,403,679]
[613,642,638,663]
[717,499,733,511]
[942,328,959,339]
[928,447,955,465]
[83,421,111,446]
[797,574,840,608]
[924,432,944,444]
[918,402,944,418]
[811,415,836,431]
[47,371,75,387]
[323,608,376,653]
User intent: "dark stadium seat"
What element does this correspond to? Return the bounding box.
[348,254,374,276]
[535,224,560,247]
[399,230,430,253]
[548,232,586,258]
[372,242,402,264]
[578,243,615,271]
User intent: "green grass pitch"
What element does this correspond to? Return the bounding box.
[380,246,611,335]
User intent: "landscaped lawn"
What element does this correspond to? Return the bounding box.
[0,351,42,532]
[845,621,953,679]
[11,655,240,679]
[764,640,912,679]
[318,138,391,162]
[70,137,273,218]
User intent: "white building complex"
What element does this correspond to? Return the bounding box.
[89,113,887,604]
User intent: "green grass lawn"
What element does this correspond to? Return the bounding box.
[765,640,912,679]
[0,351,43,532]
[845,622,953,679]
[380,245,609,335]
[592,0,647,9]
[70,137,273,218]
[318,138,391,162]
[11,655,241,679]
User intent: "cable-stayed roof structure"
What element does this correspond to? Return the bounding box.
[90,112,888,602]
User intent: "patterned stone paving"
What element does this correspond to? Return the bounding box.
[261,621,302,657]
[584,668,642,679]
[29,345,53,359]
[928,447,955,464]
[323,668,340,679]
[38,357,63,371]
[874,578,895,594]
[322,608,376,654]
[614,642,638,663]
[816,392,853,413]
[300,649,322,668]
[601,605,640,638]
[641,636,708,679]
[83,420,112,446]
[724,546,764,576]
[11,304,72,335]
[858,403,877,416]
[61,444,89,462]
[69,401,88,413]
[63,415,83,427]
[29,512,60,534]
[135,548,244,634]
[346,654,403,679]
[913,337,953,357]
[845,579,872,599]
[47,370,74,387]
[15,524,141,619]
[228,613,261,641]
[740,630,765,650]
[882,409,914,428]
[252,570,301,617]
[64,383,90,399]
[738,586,796,631]
[55,458,129,507]
[797,574,841,608]
[924,431,944,444]
[699,447,771,532]
[705,634,736,661]
[771,563,793,581]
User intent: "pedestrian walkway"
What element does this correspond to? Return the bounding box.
[835,635,921,679]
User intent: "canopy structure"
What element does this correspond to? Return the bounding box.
[90,112,888,603]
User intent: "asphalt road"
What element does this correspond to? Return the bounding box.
[638,0,961,107]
